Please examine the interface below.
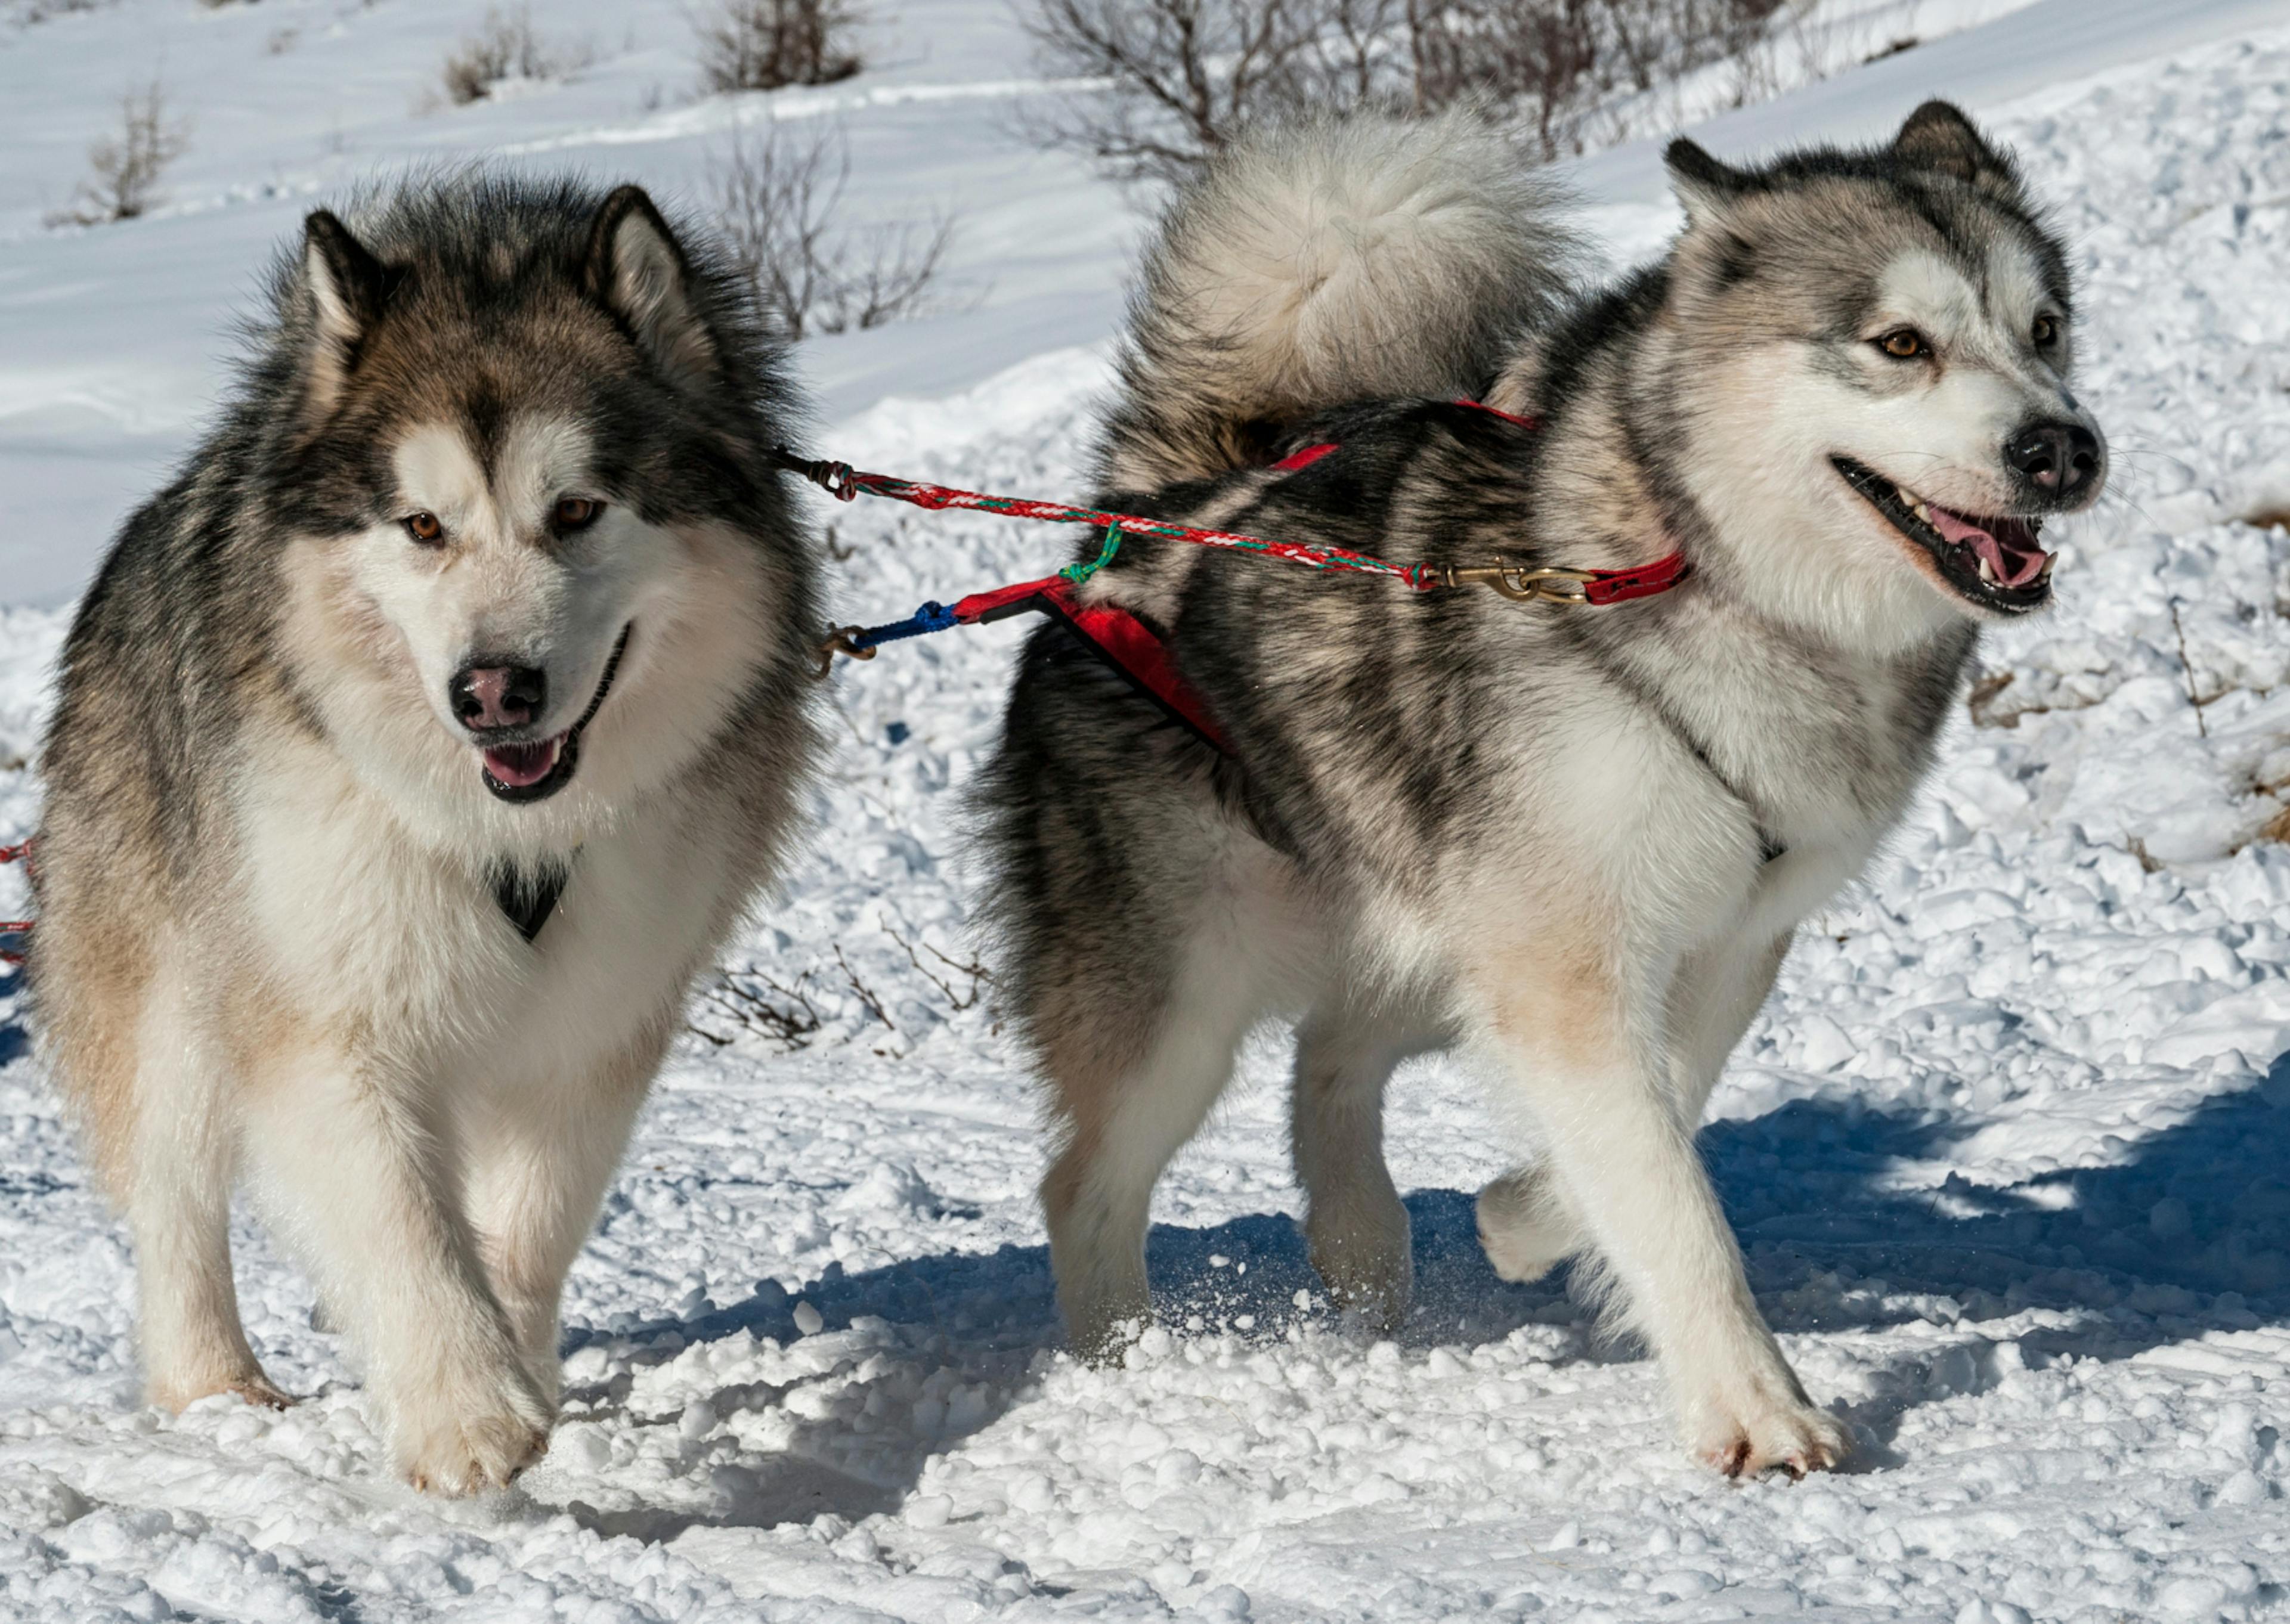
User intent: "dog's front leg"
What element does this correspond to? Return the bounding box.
[1471,945,1848,1478]
[1475,931,1793,1287]
[242,1047,549,1494]
[463,1036,663,1407]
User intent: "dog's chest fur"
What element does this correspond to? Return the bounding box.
[227,724,745,1091]
[1598,589,1973,855]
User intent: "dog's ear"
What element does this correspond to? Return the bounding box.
[1891,100,2022,200]
[585,185,716,389]
[1664,138,1749,226]
[302,210,392,416]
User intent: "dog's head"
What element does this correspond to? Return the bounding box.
[267,179,806,836]
[1658,101,2105,646]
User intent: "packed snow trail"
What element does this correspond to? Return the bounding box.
[5,5,2290,1623]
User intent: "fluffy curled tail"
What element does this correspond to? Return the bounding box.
[1096,109,1583,491]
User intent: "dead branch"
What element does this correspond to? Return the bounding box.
[835,944,895,1031]
[687,969,824,1050]
[884,922,992,1014]
[706,122,956,339]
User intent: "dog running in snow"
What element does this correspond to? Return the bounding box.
[977,103,2106,1476]
[33,176,819,1493]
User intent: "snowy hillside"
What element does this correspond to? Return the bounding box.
[5,2,2290,1621]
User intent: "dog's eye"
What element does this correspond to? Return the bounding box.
[553,497,603,533]
[1876,329,1930,360]
[403,512,443,543]
[2032,314,2059,346]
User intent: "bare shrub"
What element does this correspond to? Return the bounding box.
[47,80,190,227]
[694,0,863,94]
[1417,0,1784,157]
[438,5,588,106]
[707,122,955,340]
[1016,0,1385,183]
[686,968,824,1050]
[1018,0,1790,179]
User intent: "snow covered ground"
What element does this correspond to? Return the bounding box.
[5,1,2290,1620]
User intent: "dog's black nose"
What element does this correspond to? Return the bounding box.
[450,663,546,732]
[2005,421,2101,498]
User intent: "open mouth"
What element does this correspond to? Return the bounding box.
[1831,457,2055,613]
[478,625,631,804]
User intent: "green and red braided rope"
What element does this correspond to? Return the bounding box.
[775,451,1443,590]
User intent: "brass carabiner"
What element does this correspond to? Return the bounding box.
[813,625,878,680]
[1430,562,1598,605]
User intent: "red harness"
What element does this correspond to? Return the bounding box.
[924,573,1231,751]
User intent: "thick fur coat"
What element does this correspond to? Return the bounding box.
[35,175,819,1493]
[979,105,2105,1474]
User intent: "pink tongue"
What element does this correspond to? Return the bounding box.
[482,737,561,788]
[1926,504,2048,588]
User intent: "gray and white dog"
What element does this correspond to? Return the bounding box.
[33,176,818,1493]
[979,103,2104,1476]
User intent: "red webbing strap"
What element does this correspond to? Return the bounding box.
[1581,551,1692,605]
[951,578,1231,754]
[1044,583,1231,754]
[1271,442,1339,472]
[0,839,30,964]
[1451,398,1541,429]
[951,576,1066,624]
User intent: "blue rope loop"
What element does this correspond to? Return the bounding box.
[849,600,960,653]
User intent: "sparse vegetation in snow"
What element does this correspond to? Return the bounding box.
[45,78,188,227]
[693,0,864,94]
[436,5,592,107]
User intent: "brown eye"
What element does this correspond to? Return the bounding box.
[553,497,602,533]
[1877,328,1930,360]
[404,511,443,543]
[2032,314,2058,346]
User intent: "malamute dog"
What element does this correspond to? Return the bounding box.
[33,176,818,1493]
[980,104,2103,1475]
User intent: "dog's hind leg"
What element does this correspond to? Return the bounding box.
[462,1029,663,1406]
[1042,971,1255,1363]
[1290,1002,1442,1330]
[1039,861,1302,1363]
[1475,932,1791,1287]
[239,1042,550,1496]
[1474,1161,1586,1288]
[119,973,289,1412]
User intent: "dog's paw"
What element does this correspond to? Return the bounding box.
[395,1366,553,1496]
[150,1363,296,1415]
[1475,1167,1577,1284]
[1688,1389,1852,1480]
[1308,1229,1413,1332]
[225,1374,298,1411]
[1066,1312,1150,1369]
